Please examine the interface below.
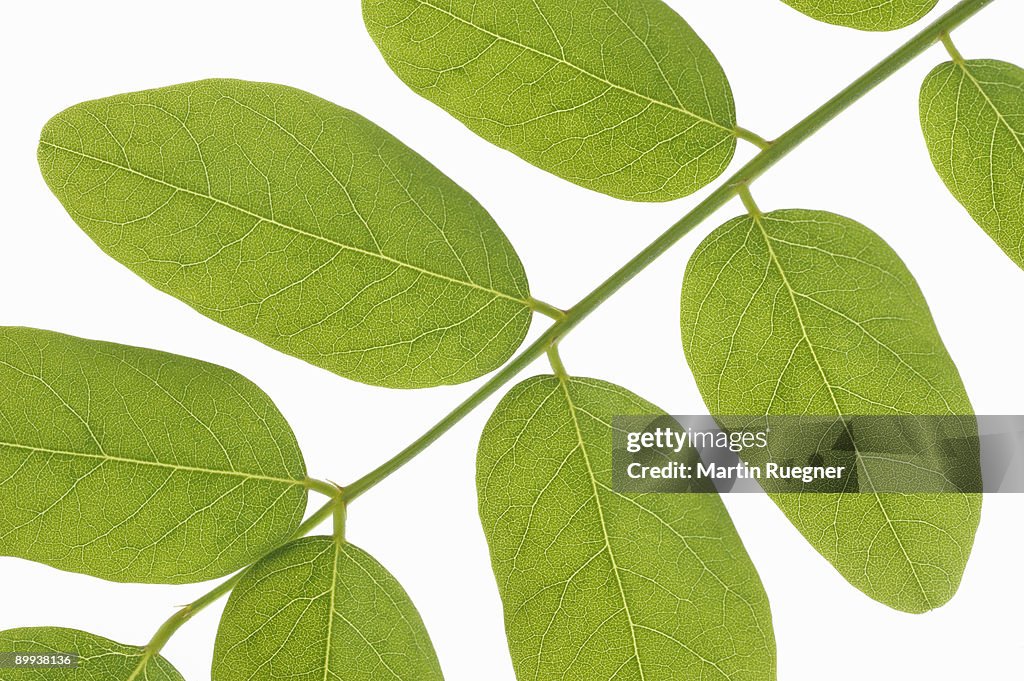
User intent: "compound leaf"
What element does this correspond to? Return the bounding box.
[0,326,307,584]
[38,79,532,389]
[0,627,184,681]
[778,0,938,31]
[364,0,737,202]
[213,536,443,681]
[478,375,775,680]
[921,59,1024,271]
[680,209,981,612]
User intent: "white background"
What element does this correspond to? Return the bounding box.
[2,1,1022,679]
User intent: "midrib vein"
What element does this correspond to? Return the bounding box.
[39,141,529,307]
[956,62,1024,156]
[0,440,303,487]
[322,540,339,681]
[409,0,731,135]
[558,380,646,680]
[753,217,933,610]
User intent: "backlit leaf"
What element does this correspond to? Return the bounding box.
[778,0,938,31]
[478,375,775,680]
[364,0,737,202]
[921,59,1024,271]
[213,536,443,681]
[0,627,184,681]
[0,327,307,584]
[680,209,981,612]
[38,79,532,389]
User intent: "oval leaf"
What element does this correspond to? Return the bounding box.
[478,375,775,680]
[213,536,443,681]
[778,0,937,31]
[0,327,307,584]
[0,627,184,680]
[921,59,1024,271]
[38,78,532,389]
[364,0,737,202]
[680,209,981,612]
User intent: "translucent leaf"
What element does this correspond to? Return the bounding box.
[0,327,307,584]
[477,375,775,680]
[38,79,532,389]
[0,627,184,680]
[680,209,981,612]
[921,59,1024,271]
[364,0,737,202]
[778,0,937,31]
[213,536,443,681]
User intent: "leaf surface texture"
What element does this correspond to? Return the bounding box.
[921,59,1024,271]
[0,327,307,584]
[364,0,737,202]
[478,375,775,680]
[778,0,937,30]
[0,627,184,681]
[213,536,443,681]
[38,79,531,389]
[680,210,981,612]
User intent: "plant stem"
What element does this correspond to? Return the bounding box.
[342,0,995,504]
[734,126,773,150]
[940,32,966,63]
[738,185,763,217]
[128,498,338,677]
[528,296,567,320]
[305,477,340,498]
[546,344,569,381]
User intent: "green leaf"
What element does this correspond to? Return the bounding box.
[680,209,981,612]
[921,58,1024,271]
[778,0,938,31]
[0,627,183,681]
[477,375,775,680]
[38,79,532,389]
[213,536,443,681]
[363,0,737,202]
[0,326,307,584]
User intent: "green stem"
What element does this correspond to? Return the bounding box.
[528,296,567,320]
[738,185,763,217]
[342,0,995,504]
[940,32,966,63]
[734,126,773,150]
[546,344,569,381]
[128,498,338,677]
[305,477,339,498]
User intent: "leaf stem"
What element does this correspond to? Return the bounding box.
[738,185,763,217]
[341,0,995,504]
[546,344,569,382]
[734,126,774,150]
[528,296,567,320]
[128,498,339,677]
[940,32,966,63]
[305,477,340,498]
[333,492,348,542]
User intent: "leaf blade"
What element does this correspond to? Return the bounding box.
[0,627,184,681]
[921,59,1024,271]
[213,536,444,681]
[0,327,307,584]
[364,0,737,202]
[478,375,775,680]
[680,209,981,612]
[38,79,532,389]
[778,0,938,31]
